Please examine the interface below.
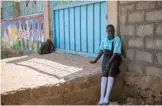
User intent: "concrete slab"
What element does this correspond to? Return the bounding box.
[1,52,101,94]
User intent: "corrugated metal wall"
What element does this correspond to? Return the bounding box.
[53,1,107,57]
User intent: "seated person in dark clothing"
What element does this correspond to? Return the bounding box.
[90,24,123,105]
[38,39,55,55]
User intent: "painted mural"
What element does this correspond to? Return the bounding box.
[1,15,44,52]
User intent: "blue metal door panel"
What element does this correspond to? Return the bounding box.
[94,3,101,54]
[59,10,65,49]
[64,9,70,50]
[87,4,94,53]
[69,8,75,51]
[81,5,87,53]
[54,11,60,48]
[75,7,81,52]
[53,1,107,57]
[101,2,107,42]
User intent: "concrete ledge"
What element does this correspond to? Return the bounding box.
[1,52,125,105]
[1,74,99,105]
[2,72,125,105]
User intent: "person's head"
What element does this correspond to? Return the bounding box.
[106,24,115,37]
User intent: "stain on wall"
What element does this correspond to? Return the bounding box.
[1,14,44,52]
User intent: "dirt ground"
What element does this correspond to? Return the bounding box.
[1,47,32,59]
[1,49,161,105]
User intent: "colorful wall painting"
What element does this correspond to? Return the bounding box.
[1,14,44,52]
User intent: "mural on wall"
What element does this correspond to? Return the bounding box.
[1,15,44,52]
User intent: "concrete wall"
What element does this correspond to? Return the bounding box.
[119,1,162,104]
[49,1,53,40]
[1,72,124,105]
[44,1,50,40]
[1,74,100,105]
[107,1,119,35]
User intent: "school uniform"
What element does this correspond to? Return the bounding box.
[100,35,122,77]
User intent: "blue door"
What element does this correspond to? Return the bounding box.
[52,1,107,57]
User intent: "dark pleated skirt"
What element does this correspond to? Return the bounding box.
[102,50,121,77]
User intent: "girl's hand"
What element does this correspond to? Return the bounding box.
[90,60,97,64]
